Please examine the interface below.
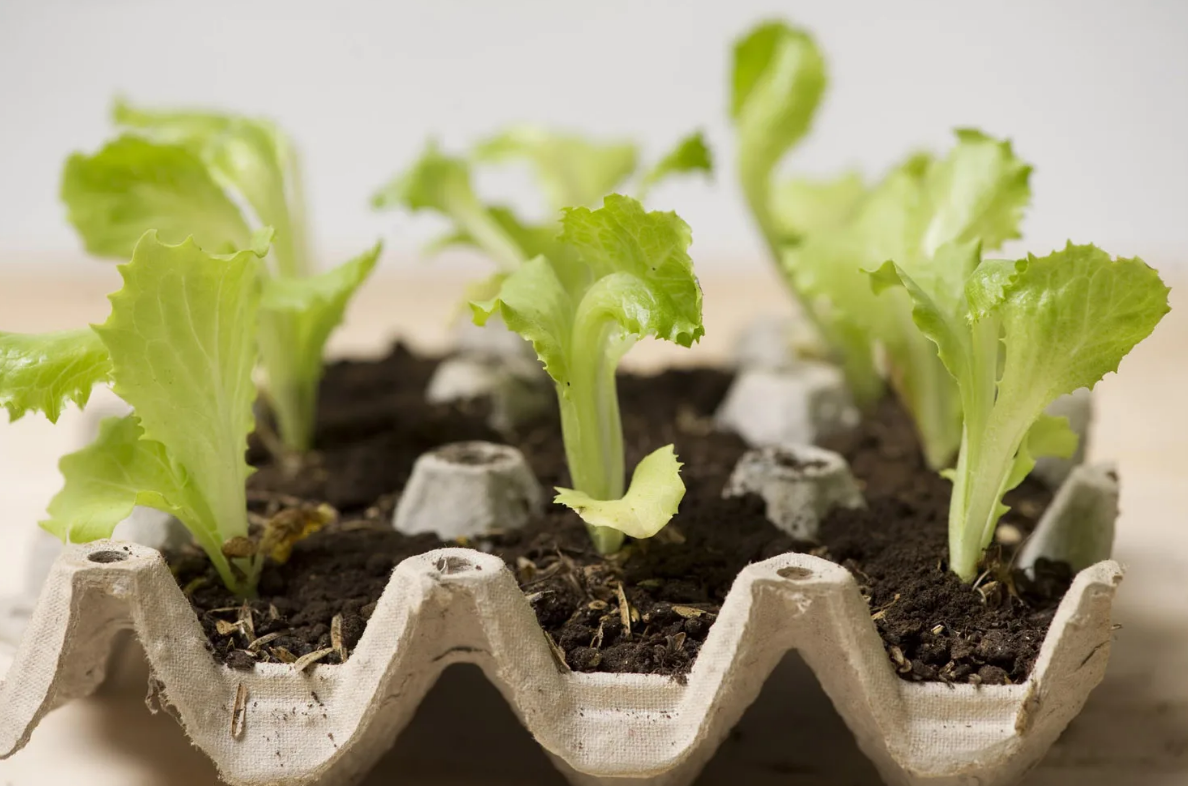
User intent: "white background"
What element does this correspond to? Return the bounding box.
[0,0,1186,270]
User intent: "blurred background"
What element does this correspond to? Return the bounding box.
[2,0,1186,272]
[1,2,1186,785]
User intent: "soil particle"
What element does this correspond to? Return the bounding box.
[172,346,1067,683]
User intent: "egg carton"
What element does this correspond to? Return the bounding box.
[0,511,1120,786]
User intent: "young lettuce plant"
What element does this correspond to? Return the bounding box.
[729,21,882,398]
[732,20,833,253]
[872,242,1169,581]
[61,100,379,454]
[472,195,704,554]
[0,234,266,594]
[372,128,712,279]
[785,130,1032,469]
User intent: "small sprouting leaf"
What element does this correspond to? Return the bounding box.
[374,142,525,270]
[259,243,381,450]
[554,445,685,539]
[639,130,714,195]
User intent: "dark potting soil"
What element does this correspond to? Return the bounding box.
[170,344,1067,684]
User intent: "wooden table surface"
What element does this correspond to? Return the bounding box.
[0,265,1185,786]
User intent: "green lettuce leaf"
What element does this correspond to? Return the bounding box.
[0,329,112,423]
[771,170,865,242]
[554,445,685,539]
[41,414,185,543]
[61,136,252,258]
[259,242,382,450]
[638,130,714,198]
[475,126,638,212]
[85,232,263,592]
[373,141,525,270]
[112,99,307,278]
[424,204,559,261]
[69,100,368,456]
[472,195,703,553]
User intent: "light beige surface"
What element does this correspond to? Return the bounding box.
[0,268,1185,785]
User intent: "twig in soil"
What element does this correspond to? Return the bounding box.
[870,593,901,622]
[591,619,606,649]
[515,556,537,582]
[231,684,248,739]
[976,580,1003,608]
[671,605,711,619]
[520,559,564,589]
[544,632,570,671]
[331,614,348,663]
[291,647,335,672]
[247,632,282,653]
[271,647,297,664]
[616,583,633,639]
[238,602,256,641]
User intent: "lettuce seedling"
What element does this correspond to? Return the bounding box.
[730,22,870,272]
[730,21,887,397]
[731,20,828,255]
[872,243,1169,581]
[472,195,704,554]
[61,100,379,453]
[1,234,265,594]
[786,130,1032,468]
[372,128,712,275]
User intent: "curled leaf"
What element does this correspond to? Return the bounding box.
[554,445,685,540]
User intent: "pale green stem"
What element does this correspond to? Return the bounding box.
[948,317,1009,581]
[258,309,314,453]
[285,150,313,278]
[174,509,256,596]
[739,150,882,405]
[558,324,629,555]
[896,325,961,471]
